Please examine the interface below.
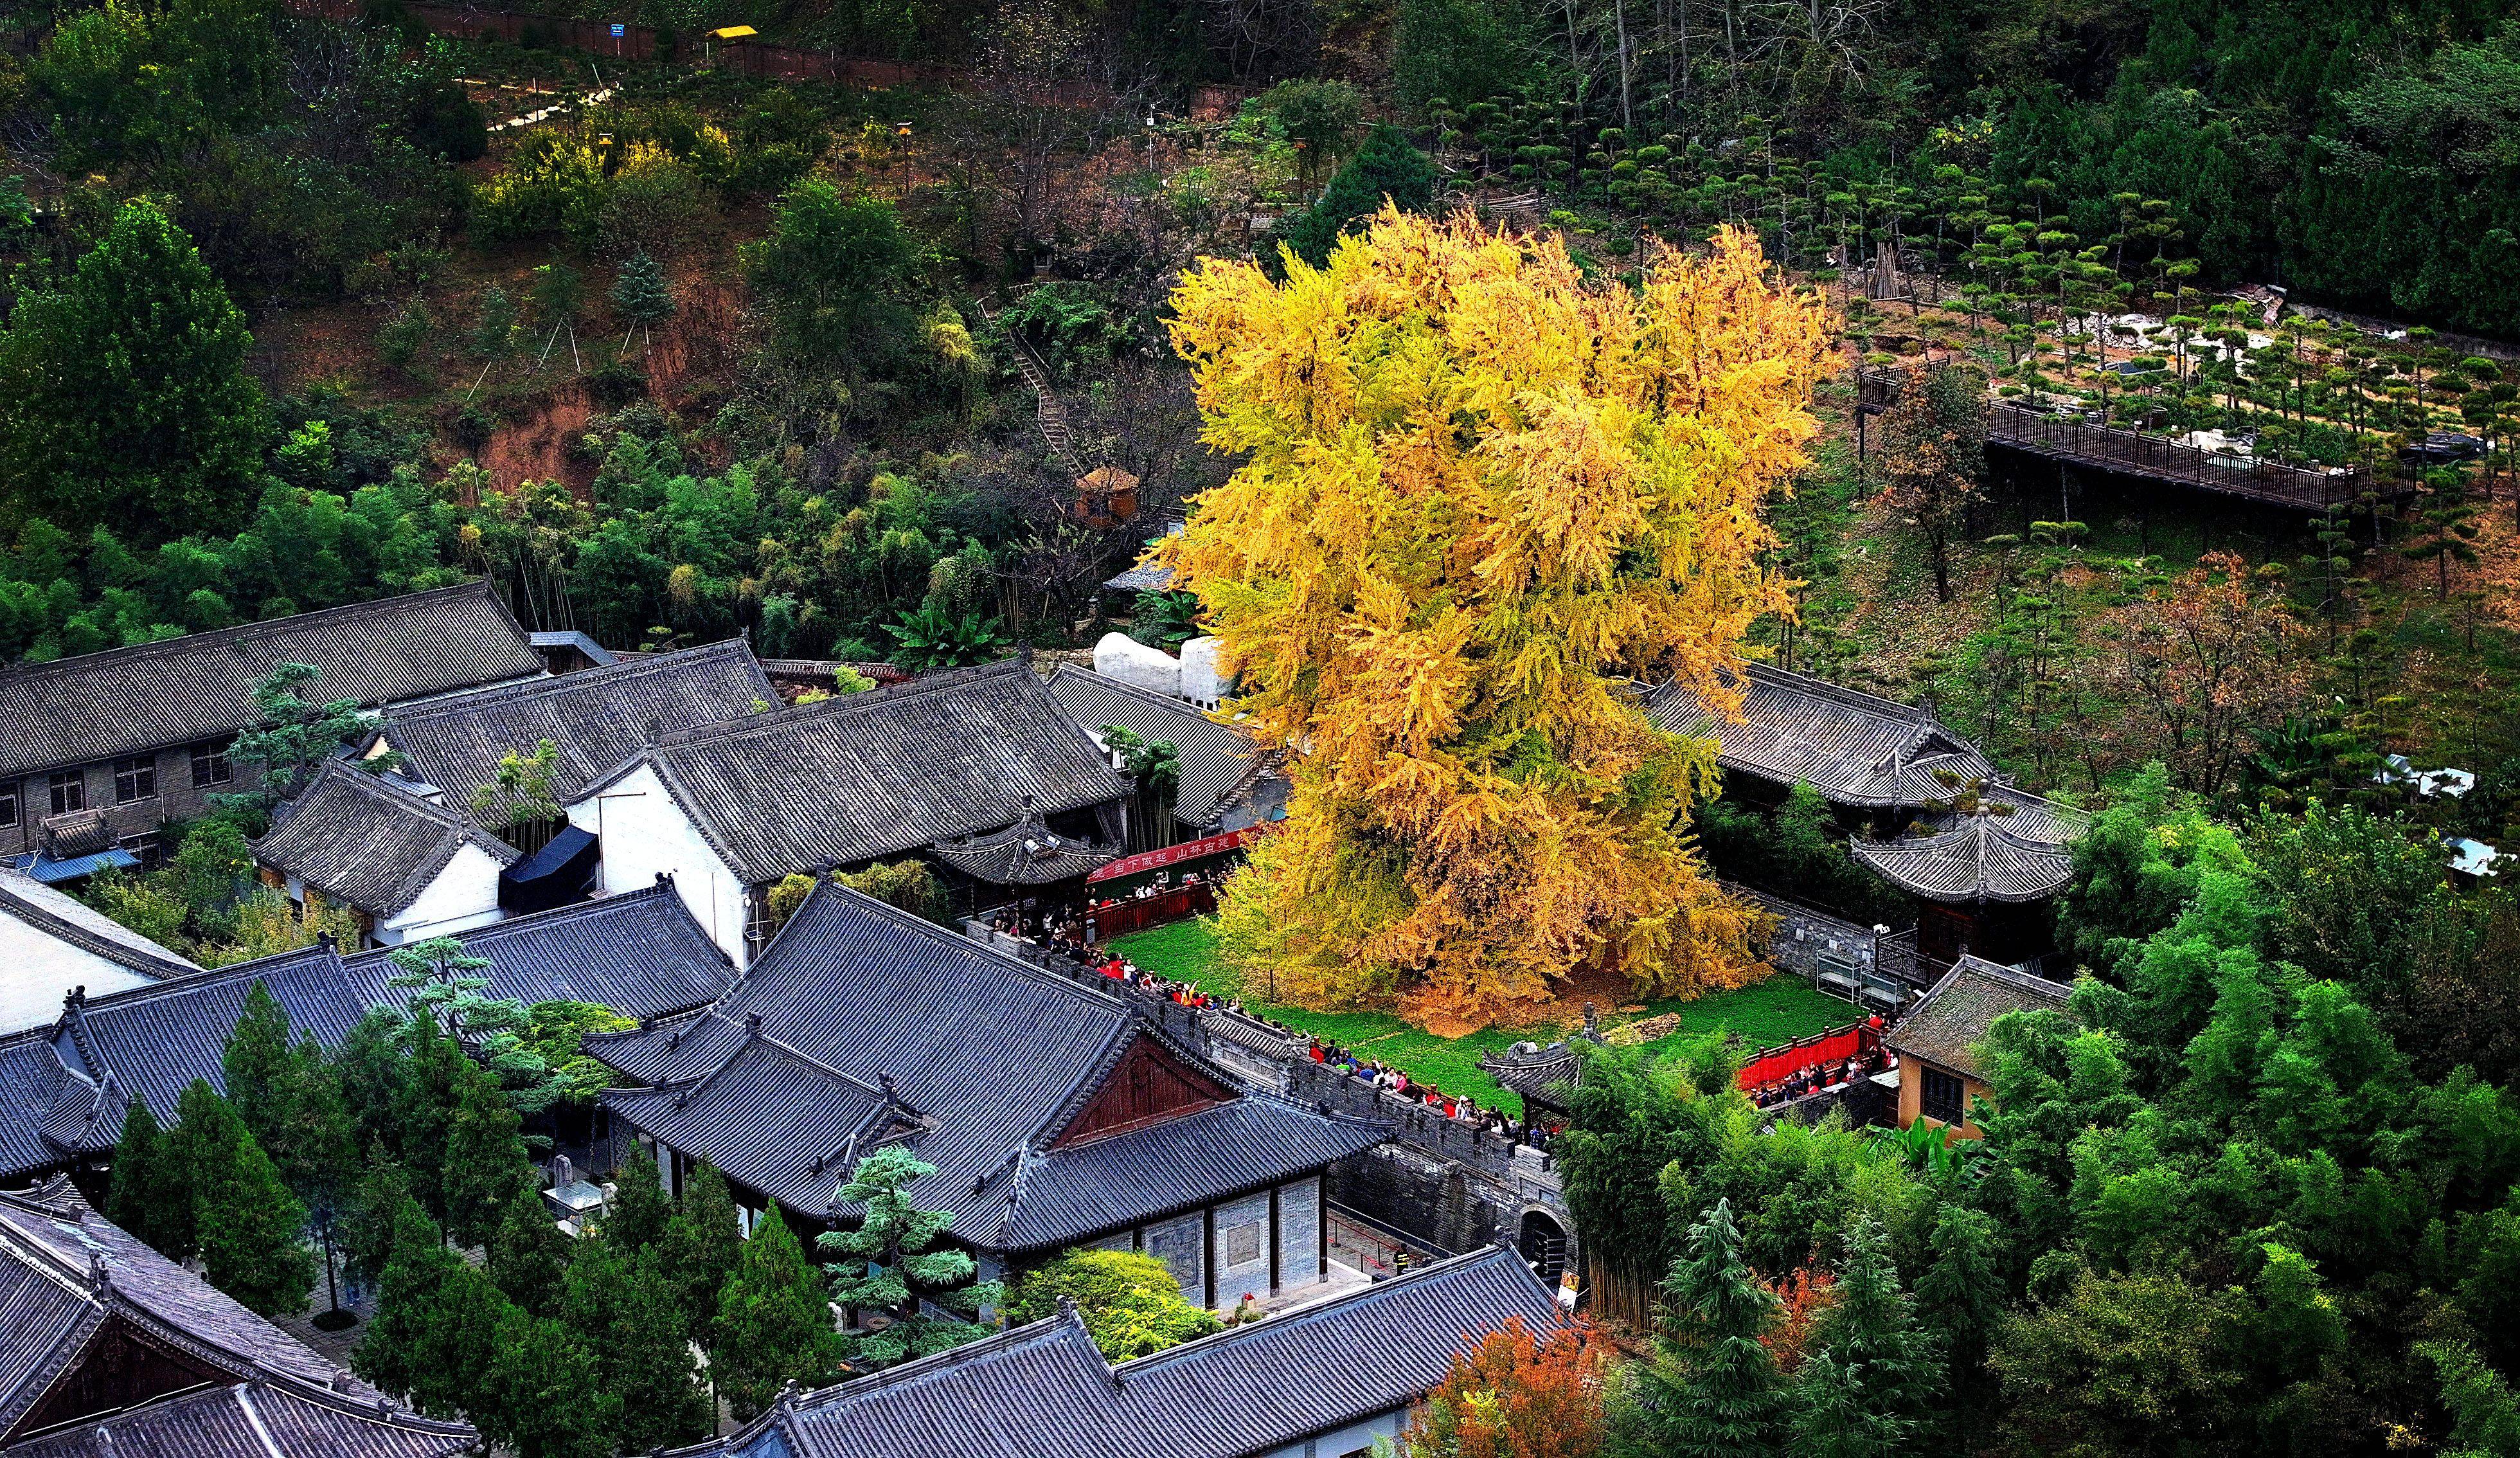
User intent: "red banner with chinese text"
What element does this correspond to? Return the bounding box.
[1085,825,1268,884]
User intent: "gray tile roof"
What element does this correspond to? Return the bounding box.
[602,1034,891,1214]
[1884,955,2075,1079]
[582,660,1130,886]
[8,1380,479,1457]
[680,1245,1557,1458]
[1853,798,2081,904]
[251,762,520,917]
[926,813,1115,886]
[0,887,737,1180]
[0,870,195,984]
[1044,669,1271,830]
[1644,662,1993,807]
[379,640,774,809]
[0,582,541,781]
[342,879,735,1020]
[592,881,1387,1253]
[0,1179,389,1432]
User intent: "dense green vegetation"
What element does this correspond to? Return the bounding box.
[1550,768,2520,1456]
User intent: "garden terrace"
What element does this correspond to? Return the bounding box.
[1855,369,2389,510]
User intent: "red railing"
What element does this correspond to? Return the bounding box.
[1084,883,1215,940]
[1735,1021,1878,1091]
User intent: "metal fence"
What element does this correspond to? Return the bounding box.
[1855,368,2384,510]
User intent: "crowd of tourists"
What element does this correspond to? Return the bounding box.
[1306,1041,1550,1148]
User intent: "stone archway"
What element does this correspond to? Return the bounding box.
[1518,1208,1569,1285]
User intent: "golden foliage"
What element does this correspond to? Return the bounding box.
[1166,210,1827,1027]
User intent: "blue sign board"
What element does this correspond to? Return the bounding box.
[611,22,625,35]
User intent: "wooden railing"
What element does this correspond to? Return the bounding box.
[1854,368,2389,510]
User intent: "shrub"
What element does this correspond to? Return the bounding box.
[1006,1249,1221,1360]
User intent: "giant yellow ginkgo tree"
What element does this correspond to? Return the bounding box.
[1164,209,1830,1029]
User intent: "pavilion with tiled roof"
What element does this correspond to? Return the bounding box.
[589,878,1389,1308]
[668,1244,1554,1458]
[0,1177,477,1455]
[0,881,736,1184]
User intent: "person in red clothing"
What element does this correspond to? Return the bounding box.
[1309,1041,1326,1063]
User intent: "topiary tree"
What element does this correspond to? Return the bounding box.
[1277,125,1438,269]
[219,663,402,813]
[1006,1248,1221,1359]
[819,1146,1001,1367]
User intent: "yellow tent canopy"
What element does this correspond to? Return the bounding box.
[709,24,757,39]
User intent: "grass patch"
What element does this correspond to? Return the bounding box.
[1108,919,1860,1112]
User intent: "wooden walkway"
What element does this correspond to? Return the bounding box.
[1854,369,2393,510]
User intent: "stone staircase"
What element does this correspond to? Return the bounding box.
[977,297,1078,469]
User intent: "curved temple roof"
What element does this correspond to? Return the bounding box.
[927,812,1116,885]
[1852,790,2086,905]
[1643,661,1994,808]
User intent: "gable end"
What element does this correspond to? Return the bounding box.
[1048,1033,1235,1149]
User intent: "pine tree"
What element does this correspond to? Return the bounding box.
[336,1007,411,1160]
[490,1177,570,1319]
[611,249,675,356]
[659,1160,744,1346]
[344,1156,416,1288]
[818,1146,999,1366]
[1629,1198,1787,1458]
[1916,1203,2004,1450]
[441,1057,532,1250]
[171,1079,312,1318]
[397,1024,466,1225]
[0,199,269,541]
[107,1100,189,1258]
[605,1141,675,1254]
[1791,1216,1942,1458]
[353,1196,460,1404]
[713,1202,841,1421]
[407,1260,511,1419]
[222,980,294,1137]
[482,1304,617,1458]
[564,1239,713,1452]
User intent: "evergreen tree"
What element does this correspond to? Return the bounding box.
[1916,1203,2004,1448]
[220,663,400,809]
[396,1024,467,1224]
[441,1057,532,1250]
[106,1100,190,1258]
[1279,124,1438,268]
[564,1239,714,1452]
[482,1304,617,1458]
[0,199,269,541]
[713,1202,841,1421]
[489,1177,570,1319]
[343,1157,416,1288]
[659,1160,744,1346]
[605,1140,675,1254]
[407,1259,511,1419]
[611,249,675,332]
[470,284,518,360]
[170,1079,311,1318]
[1791,1216,1942,1458]
[1626,1198,1787,1458]
[336,1008,411,1162]
[221,980,294,1138]
[388,937,562,1116]
[353,1196,460,1403]
[818,1146,1000,1366]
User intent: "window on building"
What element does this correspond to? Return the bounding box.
[190,740,231,787]
[0,784,15,829]
[1920,1066,1965,1126]
[48,772,83,816]
[120,833,161,870]
[113,755,155,804]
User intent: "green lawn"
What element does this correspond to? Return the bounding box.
[1108,919,1860,1111]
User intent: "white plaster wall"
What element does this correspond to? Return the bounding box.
[567,764,753,965]
[1095,632,1181,698]
[1179,636,1232,708]
[0,923,154,1033]
[378,842,508,944]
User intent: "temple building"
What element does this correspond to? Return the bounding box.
[0,582,541,880]
[563,659,1132,963]
[664,1245,1557,1458]
[249,760,521,948]
[1645,660,2083,966]
[0,1178,476,1455]
[1884,955,2075,1138]
[0,882,735,1185]
[588,878,1390,1309]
